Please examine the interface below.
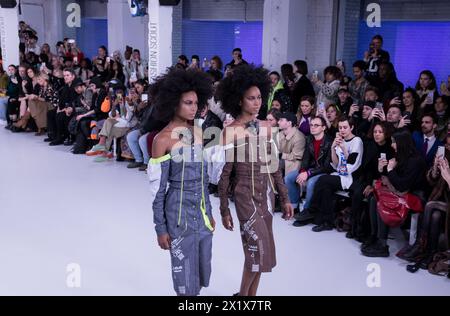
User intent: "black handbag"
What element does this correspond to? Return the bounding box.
[68,116,79,136]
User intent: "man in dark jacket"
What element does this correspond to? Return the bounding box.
[372,62,404,103]
[285,116,332,226]
[71,77,107,154]
[291,60,315,113]
[365,35,391,86]
[198,104,223,147]
[49,68,78,146]
[225,48,248,70]
[413,114,443,169]
[196,104,224,195]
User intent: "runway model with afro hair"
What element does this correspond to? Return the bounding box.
[216,65,294,296]
[147,69,216,296]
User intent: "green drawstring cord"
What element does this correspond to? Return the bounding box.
[250,142,255,197]
[201,153,214,232]
[177,158,185,227]
[178,148,213,232]
[264,141,276,193]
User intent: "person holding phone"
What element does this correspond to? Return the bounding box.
[352,101,376,139]
[348,121,394,241]
[363,130,426,258]
[310,117,364,233]
[311,66,342,108]
[364,35,391,85]
[65,39,84,69]
[93,45,110,81]
[321,104,340,138]
[225,48,248,70]
[416,70,438,112]
[128,49,145,82]
[86,85,137,162]
[398,150,450,264]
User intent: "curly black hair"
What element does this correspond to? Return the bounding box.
[149,69,213,123]
[216,65,271,119]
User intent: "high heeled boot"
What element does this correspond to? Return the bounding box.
[401,233,428,262]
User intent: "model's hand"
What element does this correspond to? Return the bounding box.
[210,217,216,232]
[157,234,171,250]
[222,215,234,231]
[282,203,294,220]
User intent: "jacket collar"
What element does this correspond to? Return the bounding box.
[284,127,297,141]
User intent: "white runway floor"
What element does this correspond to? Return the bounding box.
[0,123,448,296]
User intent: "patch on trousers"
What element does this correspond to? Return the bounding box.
[171,236,185,261]
[252,264,260,272]
[178,286,186,295]
[248,245,258,253]
[173,266,183,273]
[242,217,259,241]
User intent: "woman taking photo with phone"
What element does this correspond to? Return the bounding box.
[416,70,439,113]
[362,130,426,257]
[309,117,363,232]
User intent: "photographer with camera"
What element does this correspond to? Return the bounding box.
[364,35,391,86]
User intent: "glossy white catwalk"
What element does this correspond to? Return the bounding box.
[0,128,448,296]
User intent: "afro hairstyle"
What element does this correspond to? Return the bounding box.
[150,68,213,123]
[216,64,271,119]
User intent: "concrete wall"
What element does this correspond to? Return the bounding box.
[362,0,450,21]
[172,0,183,64]
[305,0,337,73]
[81,0,107,19]
[108,0,149,61]
[339,0,362,72]
[263,0,338,73]
[183,0,264,21]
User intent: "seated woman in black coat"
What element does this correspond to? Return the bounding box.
[362,130,427,258]
[397,147,450,265]
[349,121,395,241]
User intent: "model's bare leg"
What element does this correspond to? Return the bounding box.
[248,272,262,296]
[239,268,258,296]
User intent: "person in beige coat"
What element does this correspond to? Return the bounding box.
[279,112,306,175]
